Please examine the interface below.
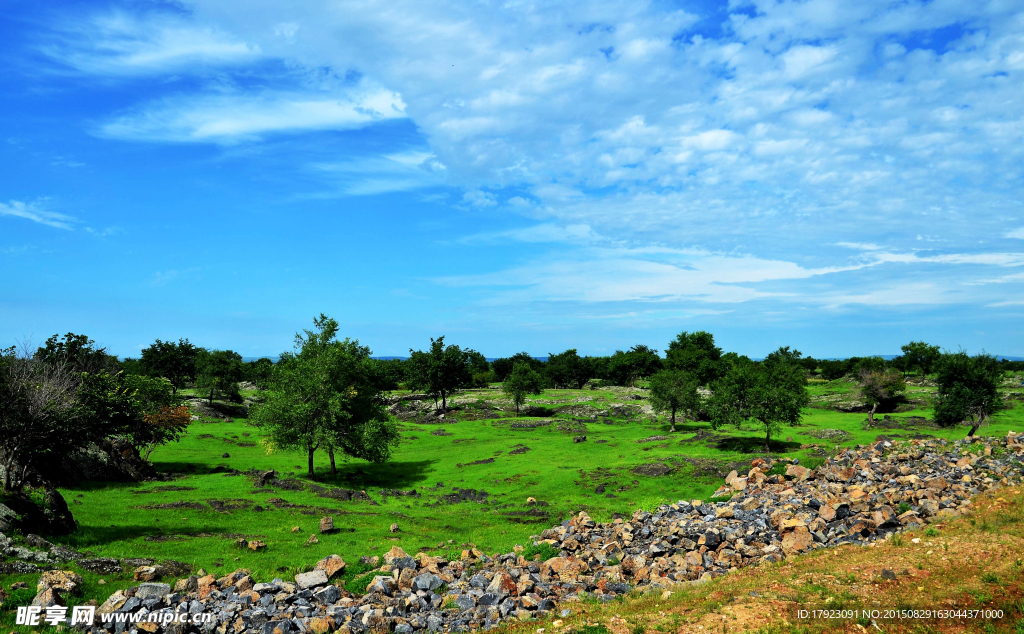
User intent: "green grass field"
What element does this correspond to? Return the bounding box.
[3,374,1024,619]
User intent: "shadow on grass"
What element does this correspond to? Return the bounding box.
[60,480,150,493]
[713,436,803,454]
[61,522,238,548]
[308,460,437,490]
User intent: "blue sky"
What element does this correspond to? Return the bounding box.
[2,0,1023,359]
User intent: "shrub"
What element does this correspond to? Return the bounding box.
[521,542,559,561]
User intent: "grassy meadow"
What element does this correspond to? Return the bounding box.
[3,373,1024,623]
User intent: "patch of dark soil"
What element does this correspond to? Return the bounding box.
[274,478,306,491]
[143,534,188,542]
[132,485,196,494]
[511,421,550,429]
[317,489,373,502]
[631,463,674,477]
[77,558,122,574]
[457,458,495,467]
[237,441,257,447]
[431,429,452,436]
[509,445,531,455]
[556,420,587,434]
[379,489,420,500]
[452,438,476,444]
[430,488,490,506]
[502,508,552,523]
[135,501,206,510]
[206,499,253,512]
[594,439,608,443]
[121,557,156,567]
[198,434,215,440]
[679,429,724,444]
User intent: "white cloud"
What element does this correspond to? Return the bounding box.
[311,150,446,195]
[0,200,75,230]
[97,86,407,143]
[40,11,260,75]
[461,190,497,208]
[1007,228,1024,239]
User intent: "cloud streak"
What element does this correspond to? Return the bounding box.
[0,200,75,230]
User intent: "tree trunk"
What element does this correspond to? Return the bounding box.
[765,428,771,452]
[868,403,877,425]
[441,390,447,411]
[329,449,337,475]
[307,446,316,480]
[670,407,676,433]
[967,424,979,437]
[208,386,215,404]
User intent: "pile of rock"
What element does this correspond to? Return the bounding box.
[51,434,1024,632]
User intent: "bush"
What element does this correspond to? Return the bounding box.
[521,542,559,561]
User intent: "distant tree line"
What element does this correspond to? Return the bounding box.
[5,323,1018,495]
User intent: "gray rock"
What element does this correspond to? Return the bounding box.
[135,583,171,600]
[412,573,443,592]
[313,585,340,604]
[294,570,328,590]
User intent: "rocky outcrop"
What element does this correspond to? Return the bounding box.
[60,433,1024,633]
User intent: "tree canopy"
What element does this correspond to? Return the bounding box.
[250,314,398,478]
[502,362,545,414]
[933,351,1002,437]
[857,368,906,424]
[665,331,723,386]
[546,349,593,389]
[139,338,200,393]
[607,345,662,387]
[196,349,243,404]
[405,336,473,410]
[648,369,701,432]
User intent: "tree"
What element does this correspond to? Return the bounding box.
[546,349,593,389]
[607,345,662,386]
[250,315,398,478]
[196,349,243,404]
[648,369,701,432]
[35,332,119,374]
[709,350,809,451]
[820,359,852,381]
[900,341,942,377]
[367,358,405,391]
[139,338,200,393]
[933,351,1002,437]
[0,346,81,492]
[665,331,723,385]
[502,362,545,414]
[406,336,473,410]
[857,369,906,425]
[242,357,275,390]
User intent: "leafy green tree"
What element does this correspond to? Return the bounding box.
[491,357,516,382]
[139,338,200,393]
[240,357,275,389]
[709,350,809,451]
[250,315,398,478]
[857,369,906,424]
[900,341,942,377]
[933,351,1002,437]
[648,369,701,432]
[35,332,119,374]
[665,331,723,385]
[196,349,243,404]
[406,336,473,410]
[852,356,886,376]
[819,359,852,381]
[607,345,662,386]
[502,362,545,414]
[367,358,405,391]
[546,349,593,389]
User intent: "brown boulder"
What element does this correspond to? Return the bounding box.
[782,526,813,555]
[315,554,346,579]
